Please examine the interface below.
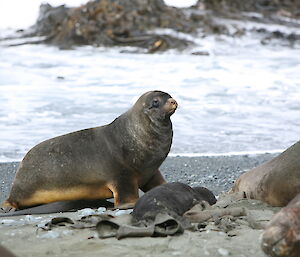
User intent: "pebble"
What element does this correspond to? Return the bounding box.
[77,208,96,216]
[218,248,229,256]
[114,209,133,216]
[38,231,60,239]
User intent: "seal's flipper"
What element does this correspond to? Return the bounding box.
[108,176,139,208]
[0,200,17,212]
[0,199,113,217]
[140,169,166,192]
[0,206,16,214]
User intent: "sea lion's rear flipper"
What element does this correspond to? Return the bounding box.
[0,200,18,213]
[0,206,16,214]
[0,199,113,217]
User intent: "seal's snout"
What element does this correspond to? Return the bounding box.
[164,97,178,116]
[168,98,178,110]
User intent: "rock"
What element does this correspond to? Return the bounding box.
[197,0,300,18]
[1,0,299,51]
[25,0,195,52]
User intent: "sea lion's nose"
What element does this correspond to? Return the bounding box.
[168,98,178,109]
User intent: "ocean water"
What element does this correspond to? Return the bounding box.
[0,1,299,162]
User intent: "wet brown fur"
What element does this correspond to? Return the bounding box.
[232,141,300,207]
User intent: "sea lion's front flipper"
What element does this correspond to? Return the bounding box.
[108,174,139,209]
[0,200,17,213]
[140,169,166,192]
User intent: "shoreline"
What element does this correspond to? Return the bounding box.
[0,149,282,163]
[0,153,277,204]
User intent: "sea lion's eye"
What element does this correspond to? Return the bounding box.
[152,99,160,108]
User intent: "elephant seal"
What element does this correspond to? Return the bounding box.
[132,182,217,222]
[1,91,177,211]
[231,141,300,207]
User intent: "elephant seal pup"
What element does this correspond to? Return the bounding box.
[231,141,300,207]
[1,91,177,211]
[132,182,217,222]
[261,193,300,257]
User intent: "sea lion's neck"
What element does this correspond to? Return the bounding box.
[125,108,172,141]
[108,109,173,170]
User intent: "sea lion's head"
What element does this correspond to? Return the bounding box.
[135,91,178,122]
[192,186,217,205]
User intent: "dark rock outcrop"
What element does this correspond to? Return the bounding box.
[1,0,299,51]
[27,0,195,51]
[200,0,300,19]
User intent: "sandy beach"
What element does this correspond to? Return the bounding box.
[0,197,280,257]
[0,154,279,257]
[0,154,277,203]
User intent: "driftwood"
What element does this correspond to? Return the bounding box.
[96,212,183,239]
[183,203,246,223]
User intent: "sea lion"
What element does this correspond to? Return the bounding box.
[1,91,177,211]
[132,182,217,223]
[231,141,300,207]
[261,193,300,257]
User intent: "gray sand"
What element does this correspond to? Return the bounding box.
[0,153,277,203]
[0,194,280,257]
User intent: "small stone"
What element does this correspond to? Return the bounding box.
[38,231,60,239]
[191,51,210,56]
[78,208,96,216]
[96,207,106,213]
[24,215,42,223]
[218,248,229,256]
[114,209,133,216]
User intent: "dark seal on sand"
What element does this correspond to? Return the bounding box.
[1,91,177,212]
[132,182,217,222]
